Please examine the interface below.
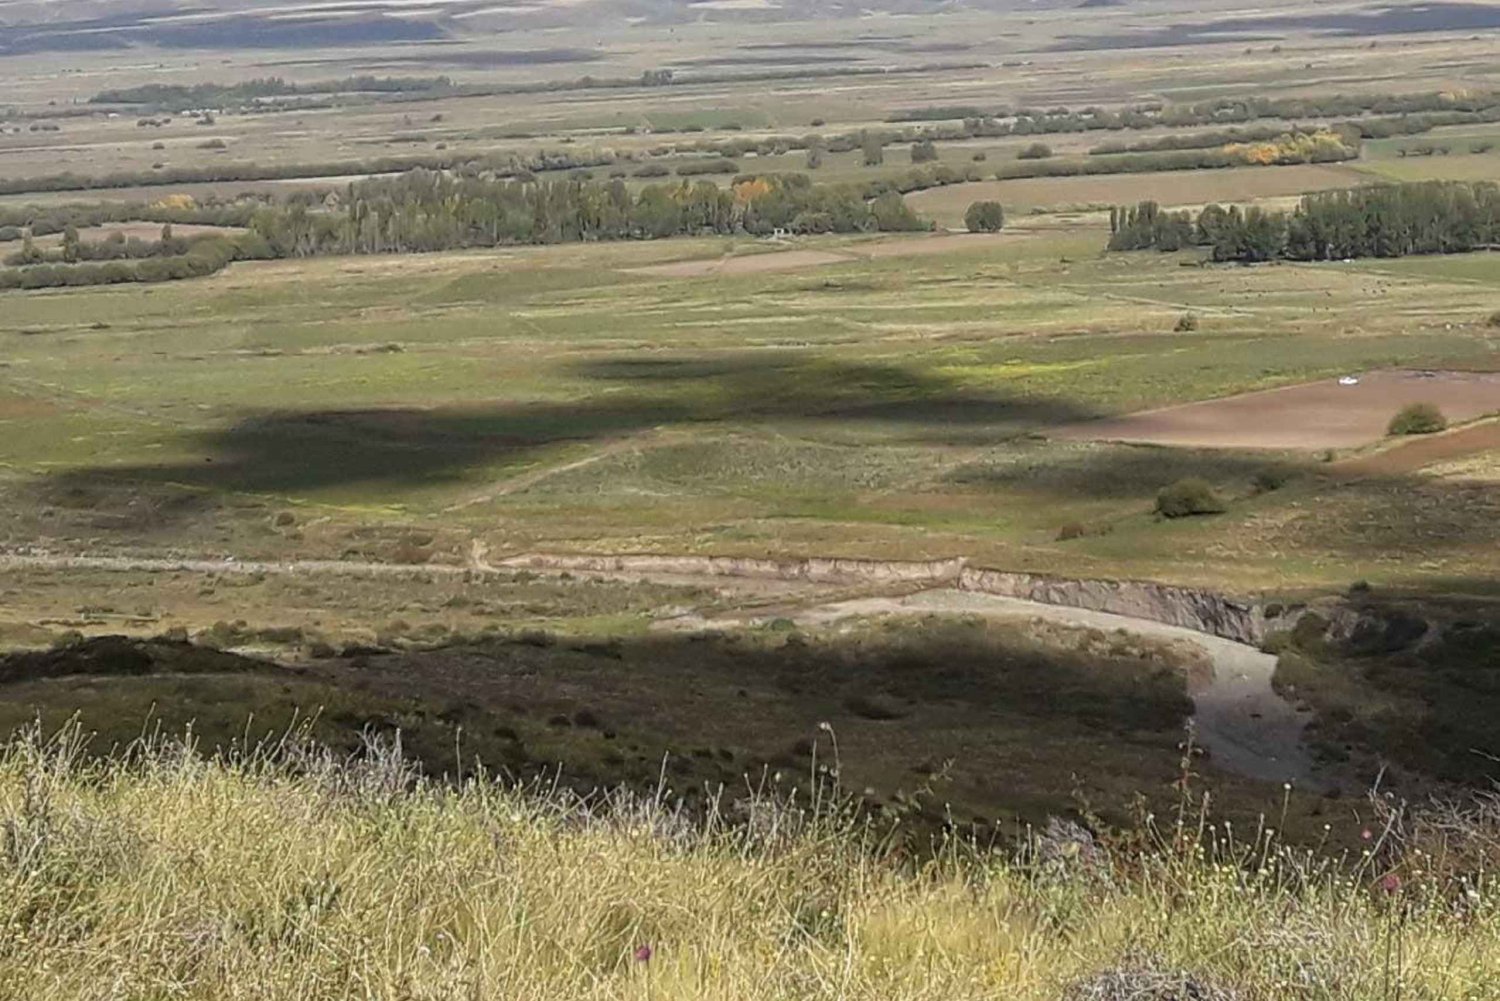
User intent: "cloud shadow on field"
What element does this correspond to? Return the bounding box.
[37,354,1102,500]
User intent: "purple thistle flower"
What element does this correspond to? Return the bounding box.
[634,944,653,963]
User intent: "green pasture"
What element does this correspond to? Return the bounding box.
[2,229,1499,591]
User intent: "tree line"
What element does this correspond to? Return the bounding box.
[0,170,930,290]
[90,76,454,112]
[994,130,1357,181]
[0,233,254,290]
[0,197,259,242]
[87,63,985,117]
[890,88,1500,136]
[249,170,928,257]
[1108,181,1500,262]
[0,148,621,198]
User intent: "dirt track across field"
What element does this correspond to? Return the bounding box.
[1051,370,1500,450]
[629,248,853,278]
[624,233,1015,279]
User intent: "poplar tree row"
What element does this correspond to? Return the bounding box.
[1109,181,1500,262]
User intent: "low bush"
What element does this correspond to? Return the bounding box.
[1174,312,1199,332]
[1155,478,1226,518]
[964,200,1006,233]
[1388,402,1447,436]
[1251,467,1290,493]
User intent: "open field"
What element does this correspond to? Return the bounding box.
[625,233,1017,277]
[908,164,1373,222]
[3,231,1500,598]
[3,0,1500,909]
[1052,369,1500,450]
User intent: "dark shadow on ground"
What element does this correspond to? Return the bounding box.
[38,355,1102,499]
[0,622,1202,838]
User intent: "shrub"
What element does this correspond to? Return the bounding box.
[964,200,1006,233]
[1486,310,1500,328]
[1174,312,1199,332]
[1155,478,1226,518]
[1017,142,1053,160]
[910,139,939,163]
[675,158,738,176]
[1251,467,1289,494]
[1056,521,1087,541]
[1387,402,1447,436]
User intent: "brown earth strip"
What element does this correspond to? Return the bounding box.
[1050,370,1500,451]
[1338,417,1500,477]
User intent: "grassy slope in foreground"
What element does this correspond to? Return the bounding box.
[0,729,1493,1000]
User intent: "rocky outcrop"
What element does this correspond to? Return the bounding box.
[956,568,1265,646]
[497,553,1265,644]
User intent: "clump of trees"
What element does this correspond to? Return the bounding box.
[910,139,939,163]
[243,170,929,256]
[1108,202,1201,253]
[1109,181,1500,262]
[0,170,932,291]
[1388,403,1448,436]
[964,201,1005,232]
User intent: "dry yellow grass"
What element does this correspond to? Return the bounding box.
[0,727,1496,1001]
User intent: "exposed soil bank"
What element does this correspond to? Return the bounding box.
[496,552,1267,644]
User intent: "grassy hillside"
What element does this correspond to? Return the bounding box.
[0,726,1494,1000]
[3,230,1498,595]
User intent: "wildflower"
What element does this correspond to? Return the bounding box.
[1361,828,1373,840]
[634,945,653,963]
[1378,872,1402,894]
